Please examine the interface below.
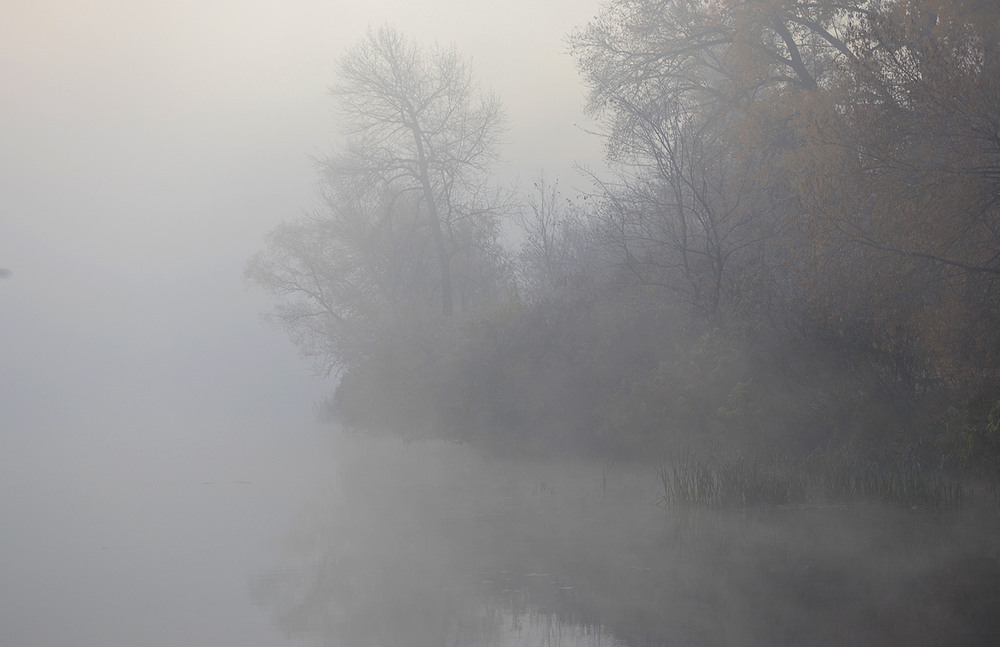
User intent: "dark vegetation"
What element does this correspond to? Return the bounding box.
[248,1,1000,499]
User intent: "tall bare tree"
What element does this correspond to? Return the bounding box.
[330,26,508,317]
[248,27,509,376]
[570,0,828,322]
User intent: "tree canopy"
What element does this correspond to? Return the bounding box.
[252,7,1000,470]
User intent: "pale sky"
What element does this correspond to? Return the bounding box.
[0,1,604,645]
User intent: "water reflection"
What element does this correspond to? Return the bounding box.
[254,432,1000,647]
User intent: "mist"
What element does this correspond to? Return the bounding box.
[1,1,599,644]
[5,1,1000,646]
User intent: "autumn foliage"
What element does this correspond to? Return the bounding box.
[252,3,1000,473]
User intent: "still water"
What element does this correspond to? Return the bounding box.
[5,413,997,646]
[256,433,1000,647]
[0,414,332,647]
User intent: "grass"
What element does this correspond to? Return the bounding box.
[656,448,966,509]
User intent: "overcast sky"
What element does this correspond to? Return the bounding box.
[0,1,603,645]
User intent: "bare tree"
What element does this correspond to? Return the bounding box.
[515,174,584,298]
[329,26,508,317]
[248,27,510,375]
[568,0,865,323]
[245,176,417,374]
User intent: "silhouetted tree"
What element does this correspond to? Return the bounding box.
[248,26,510,376]
[329,26,509,317]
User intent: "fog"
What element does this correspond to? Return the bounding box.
[6,1,1000,646]
[0,1,600,645]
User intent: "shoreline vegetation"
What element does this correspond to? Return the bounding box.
[235,1,1000,643]
[653,448,969,510]
[249,2,1000,501]
[326,307,997,510]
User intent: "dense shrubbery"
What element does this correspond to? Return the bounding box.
[329,273,1000,479]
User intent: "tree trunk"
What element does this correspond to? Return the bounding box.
[409,118,454,317]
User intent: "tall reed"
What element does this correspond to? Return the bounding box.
[656,449,965,509]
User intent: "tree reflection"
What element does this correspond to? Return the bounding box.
[253,432,1000,647]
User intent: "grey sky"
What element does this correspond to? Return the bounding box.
[0,1,603,644]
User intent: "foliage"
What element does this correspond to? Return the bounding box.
[253,6,1000,476]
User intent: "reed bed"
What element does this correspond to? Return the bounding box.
[656,449,966,509]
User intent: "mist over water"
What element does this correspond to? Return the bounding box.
[252,432,1000,647]
[0,407,331,646]
[5,1,1000,645]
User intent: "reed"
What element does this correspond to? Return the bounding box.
[657,449,965,509]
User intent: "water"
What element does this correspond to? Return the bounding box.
[6,415,996,646]
[0,414,331,647]
[256,433,1000,647]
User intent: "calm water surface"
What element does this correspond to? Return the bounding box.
[0,413,330,647]
[255,433,1000,647]
[6,416,997,647]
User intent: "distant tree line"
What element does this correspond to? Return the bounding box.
[249,2,1000,473]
